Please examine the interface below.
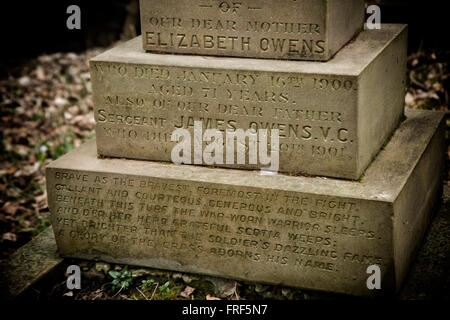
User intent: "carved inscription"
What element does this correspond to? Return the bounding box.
[91,62,358,177]
[141,0,328,59]
[51,170,386,282]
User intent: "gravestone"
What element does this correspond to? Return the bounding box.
[91,25,407,179]
[45,0,445,297]
[140,0,365,61]
[47,109,444,296]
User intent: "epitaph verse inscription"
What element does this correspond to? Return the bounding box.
[48,168,391,295]
[91,62,358,178]
[140,0,365,61]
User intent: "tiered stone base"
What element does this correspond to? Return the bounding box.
[46,109,445,296]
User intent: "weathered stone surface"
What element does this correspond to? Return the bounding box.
[46,109,445,296]
[140,0,364,61]
[90,25,408,179]
[399,185,450,300]
[0,227,64,300]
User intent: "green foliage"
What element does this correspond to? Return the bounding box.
[36,142,49,164]
[159,281,170,294]
[31,113,45,121]
[35,131,76,164]
[37,214,51,232]
[139,279,155,291]
[417,100,440,110]
[108,266,133,292]
[135,278,178,300]
[139,279,171,294]
[52,133,75,159]
[19,214,50,236]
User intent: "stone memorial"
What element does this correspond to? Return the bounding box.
[45,1,445,297]
[91,25,407,179]
[140,0,365,61]
[47,109,444,296]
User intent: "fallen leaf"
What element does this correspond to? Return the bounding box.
[172,273,183,280]
[14,162,40,177]
[180,286,195,298]
[219,280,237,298]
[18,76,31,86]
[405,92,415,105]
[206,294,221,300]
[54,97,68,107]
[35,66,46,81]
[2,232,17,242]
[14,145,29,157]
[34,192,48,210]
[28,153,37,163]
[34,192,47,204]
[182,274,196,284]
[2,202,20,215]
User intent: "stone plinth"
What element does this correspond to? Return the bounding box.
[140,0,365,61]
[90,25,408,179]
[46,109,445,296]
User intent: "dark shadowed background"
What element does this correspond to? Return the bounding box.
[0,0,448,60]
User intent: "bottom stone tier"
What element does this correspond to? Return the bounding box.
[46,109,445,297]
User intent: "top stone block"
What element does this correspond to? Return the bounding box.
[140,0,365,61]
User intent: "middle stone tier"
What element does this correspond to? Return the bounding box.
[90,24,407,180]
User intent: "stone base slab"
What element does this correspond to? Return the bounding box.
[0,227,64,300]
[46,109,445,296]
